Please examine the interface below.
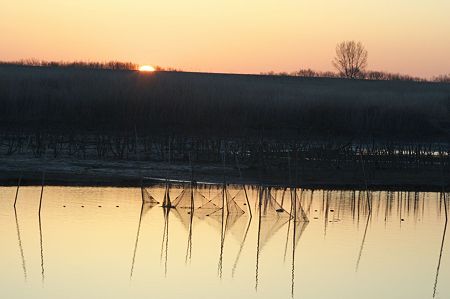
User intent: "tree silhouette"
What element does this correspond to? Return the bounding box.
[332,41,368,79]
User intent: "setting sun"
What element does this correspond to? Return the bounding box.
[139,65,155,72]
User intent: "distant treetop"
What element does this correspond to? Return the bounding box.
[1,58,448,83]
[332,41,368,79]
[0,59,183,72]
[0,59,139,70]
[260,68,449,83]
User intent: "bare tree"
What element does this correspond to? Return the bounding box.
[332,41,368,79]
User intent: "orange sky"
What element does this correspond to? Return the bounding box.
[1,0,449,77]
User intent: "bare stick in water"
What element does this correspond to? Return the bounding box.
[38,171,45,285]
[130,200,145,279]
[243,185,252,218]
[231,215,252,277]
[355,213,370,272]
[164,208,170,277]
[433,189,448,297]
[14,176,22,208]
[185,183,194,264]
[14,207,27,282]
[160,207,168,264]
[283,189,294,263]
[291,188,297,298]
[217,185,226,278]
[255,187,262,291]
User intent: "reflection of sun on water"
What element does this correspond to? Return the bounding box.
[139,65,155,72]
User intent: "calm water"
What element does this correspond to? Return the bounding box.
[0,185,448,299]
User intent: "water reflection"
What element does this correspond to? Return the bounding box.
[38,173,45,286]
[13,206,27,281]
[433,193,448,298]
[0,184,448,299]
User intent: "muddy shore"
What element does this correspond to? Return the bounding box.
[1,156,448,191]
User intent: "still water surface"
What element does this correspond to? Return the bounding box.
[0,185,448,299]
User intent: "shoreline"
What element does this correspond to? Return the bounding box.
[1,157,448,192]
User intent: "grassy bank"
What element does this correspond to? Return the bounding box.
[1,65,449,188]
[1,65,449,140]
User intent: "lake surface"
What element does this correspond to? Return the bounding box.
[0,185,448,299]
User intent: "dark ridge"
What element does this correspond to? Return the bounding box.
[1,65,449,141]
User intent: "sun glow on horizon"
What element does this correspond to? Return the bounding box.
[139,65,155,72]
[2,1,450,77]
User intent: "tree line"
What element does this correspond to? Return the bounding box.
[262,69,450,83]
[1,41,449,83]
[263,41,450,83]
[0,59,139,70]
[0,59,181,72]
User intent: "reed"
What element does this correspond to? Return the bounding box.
[1,65,449,141]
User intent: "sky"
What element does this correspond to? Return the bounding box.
[1,0,449,77]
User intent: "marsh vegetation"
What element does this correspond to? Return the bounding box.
[1,65,450,138]
[0,65,449,187]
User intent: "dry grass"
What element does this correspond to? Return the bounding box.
[0,65,449,141]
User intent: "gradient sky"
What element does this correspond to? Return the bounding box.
[1,0,449,77]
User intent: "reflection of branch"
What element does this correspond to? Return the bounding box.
[164,208,170,277]
[243,185,252,218]
[189,186,194,261]
[324,191,329,238]
[160,208,168,263]
[433,194,447,298]
[359,154,371,214]
[283,189,294,262]
[39,214,45,285]
[14,207,27,282]
[355,214,370,272]
[38,171,45,285]
[185,188,194,264]
[231,216,252,277]
[291,190,297,298]
[289,188,310,298]
[130,201,144,279]
[217,187,225,278]
[255,188,262,291]
[355,180,373,273]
